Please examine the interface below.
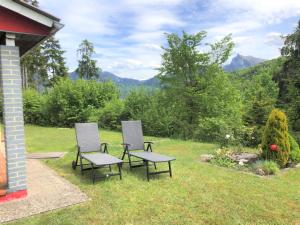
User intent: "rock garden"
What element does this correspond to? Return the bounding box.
[200,109,300,176]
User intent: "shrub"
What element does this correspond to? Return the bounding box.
[252,160,280,175]
[240,126,264,147]
[210,148,236,168]
[97,99,125,130]
[261,109,290,167]
[45,79,119,127]
[23,89,45,124]
[289,134,300,162]
[124,89,175,137]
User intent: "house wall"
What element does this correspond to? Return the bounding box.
[0,45,26,193]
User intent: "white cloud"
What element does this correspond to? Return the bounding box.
[212,0,300,23]
[37,0,299,79]
[265,32,284,46]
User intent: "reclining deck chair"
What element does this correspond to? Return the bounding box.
[121,120,175,181]
[72,123,122,183]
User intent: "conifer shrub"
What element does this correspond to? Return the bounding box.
[261,109,290,167]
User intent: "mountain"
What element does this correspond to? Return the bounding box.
[69,71,160,97]
[224,54,266,72]
[69,54,267,95]
[229,57,285,80]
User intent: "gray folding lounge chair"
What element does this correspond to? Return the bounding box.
[121,120,175,181]
[72,123,122,183]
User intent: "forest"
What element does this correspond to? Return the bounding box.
[7,21,300,148]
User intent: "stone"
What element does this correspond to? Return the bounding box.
[230,153,258,164]
[238,159,249,166]
[200,154,214,162]
[256,168,265,176]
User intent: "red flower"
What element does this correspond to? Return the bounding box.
[269,144,278,151]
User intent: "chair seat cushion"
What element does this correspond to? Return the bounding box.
[130,151,176,163]
[82,153,122,166]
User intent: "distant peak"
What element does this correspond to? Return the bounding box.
[224,54,266,72]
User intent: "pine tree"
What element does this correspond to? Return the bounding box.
[21,36,68,89]
[261,109,290,167]
[76,39,101,80]
[41,36,68,86]
[21,46,48,90]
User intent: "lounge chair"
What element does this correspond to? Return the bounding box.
[121,120,175,181]
[72,123,122,183]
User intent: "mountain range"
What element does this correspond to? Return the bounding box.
[69,54,267,95]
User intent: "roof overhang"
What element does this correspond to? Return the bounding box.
[0,0,63,56]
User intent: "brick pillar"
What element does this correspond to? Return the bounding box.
[0,45,26,193]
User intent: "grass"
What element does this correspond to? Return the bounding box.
[7,125,300,225]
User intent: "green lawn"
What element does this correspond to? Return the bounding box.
[9,125,300,225]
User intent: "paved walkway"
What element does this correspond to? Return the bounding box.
[0,159,88,223]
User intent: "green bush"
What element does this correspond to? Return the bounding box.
[23,89,45,124]
[124,89,175,137]
[96,99,125,130]
[261,109,290,167]
[195,71,244,143]
[240,126,263,147]
[44,79,119,127]
[210,148,236,168]
[252,160,280,175]
[289,134,300,162]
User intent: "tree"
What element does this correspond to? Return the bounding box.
[76,39,100,80]
[158,31,242,141]
[21,36,68,89]
[275,20,300,130]
[21,46,48,90]
[42,36,68,86]
[158,31,210,138]
[261,109,290,167]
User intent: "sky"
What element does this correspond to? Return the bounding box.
[39,0,300,80]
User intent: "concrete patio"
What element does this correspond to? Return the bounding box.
[0,159,88,223]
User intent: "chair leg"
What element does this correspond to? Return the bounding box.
[154,162,157,170]
[146,160,150,181]
[168,161,172,178]
[128,153,132,170]
[121,149,126,160]
[80,156,84,175]
[75,150,79,166]
[91,163,95,184]
[118,163,122,180]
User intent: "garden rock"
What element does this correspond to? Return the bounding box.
[200,154,214,162]
[230,153,258,164]
[256,168,265,176]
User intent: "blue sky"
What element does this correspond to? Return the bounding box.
[39,0,300,80]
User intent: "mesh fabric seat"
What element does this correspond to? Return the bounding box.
[72,123,122,183]
[121,120,175,181]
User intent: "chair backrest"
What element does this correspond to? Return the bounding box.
[121,120,144,150]
[75,123,101,153]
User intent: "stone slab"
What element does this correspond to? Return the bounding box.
[26,152,66,159]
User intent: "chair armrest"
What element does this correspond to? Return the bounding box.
[121,143,131,146]
[121,143,130,151]
[101,143,109,153]
[144,142,154,152]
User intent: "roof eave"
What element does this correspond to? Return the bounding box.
[12,0,60,22]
